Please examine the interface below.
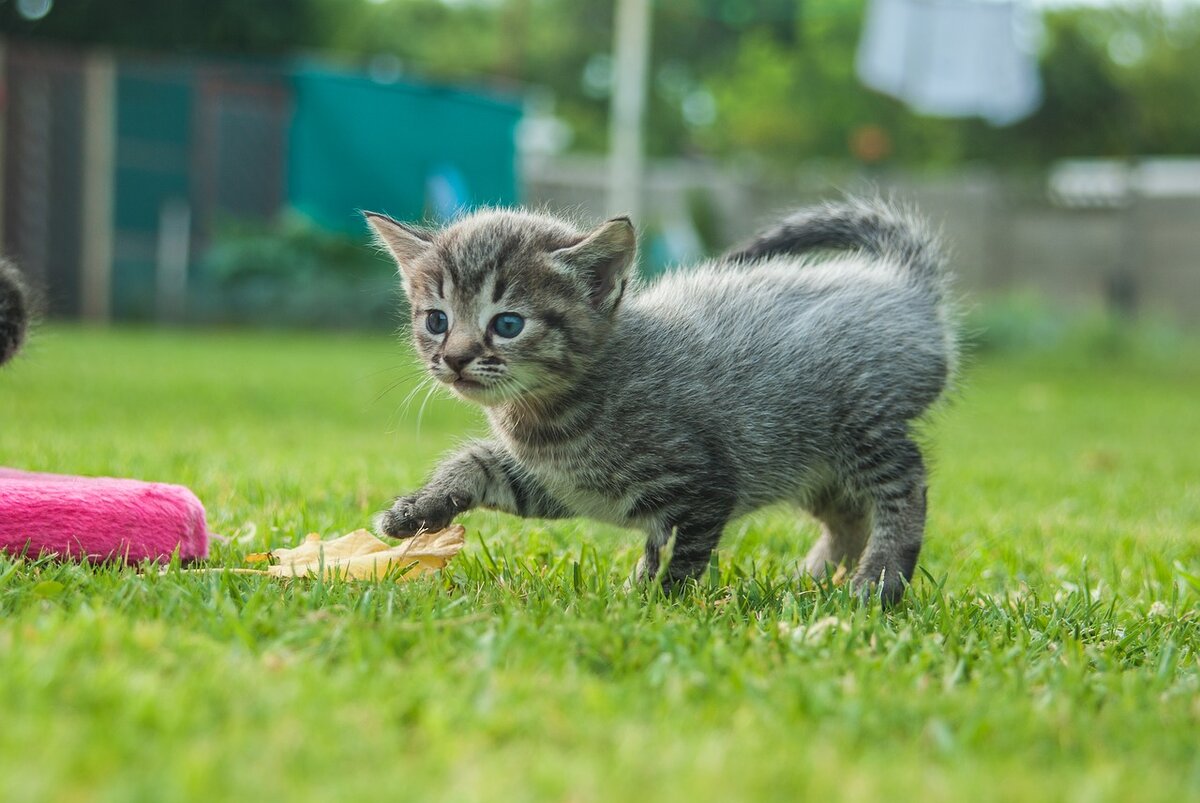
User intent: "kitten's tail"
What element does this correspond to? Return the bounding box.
[724,197,946,291]
[0,257,29,366]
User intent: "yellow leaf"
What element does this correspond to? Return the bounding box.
[265,526,466,581]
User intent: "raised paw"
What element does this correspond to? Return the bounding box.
[374,491,467,539]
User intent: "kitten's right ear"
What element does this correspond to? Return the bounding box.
[552,216,637,312]
[364,212,433,276]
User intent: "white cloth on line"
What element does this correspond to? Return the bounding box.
[856,0,1042,125]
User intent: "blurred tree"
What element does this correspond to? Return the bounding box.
[1112,8,1200,156]
[4,0,1199,166]
[697,2,968,166]
[965,8,1200,163]
[0,0,321,54]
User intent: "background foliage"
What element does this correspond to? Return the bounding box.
[5,0,1200,167]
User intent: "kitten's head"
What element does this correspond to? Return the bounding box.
[366,209,636,407]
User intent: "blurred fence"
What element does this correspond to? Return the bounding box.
[0,38,520,323]
[1,41,88,317]
[525,157,1200,325]
[0,39,292,319]
[3,33,1195,327]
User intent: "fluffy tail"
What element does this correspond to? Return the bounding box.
[724,197,946,291]
[0,258,29,366]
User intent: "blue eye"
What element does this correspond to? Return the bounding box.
[491,312,525,338]
[425,310,448,335]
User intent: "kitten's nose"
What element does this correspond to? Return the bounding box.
[443,353,474,373]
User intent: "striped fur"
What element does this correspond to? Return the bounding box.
[367,197,957,604]
[0,258,29,367]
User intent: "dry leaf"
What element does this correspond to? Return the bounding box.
[179,526,466,582]
[267,526,465,581]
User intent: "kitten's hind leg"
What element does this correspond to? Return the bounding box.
[804,501,870,582]
[629,477,736,589]
[633,513,729,589]
[849,438,927,606]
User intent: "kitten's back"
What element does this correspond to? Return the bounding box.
[627,249,952,401]
[594,203,953,513]
[616,200,955,435]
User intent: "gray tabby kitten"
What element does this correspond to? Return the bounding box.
[0,258,29,367]
[366,198,955,603]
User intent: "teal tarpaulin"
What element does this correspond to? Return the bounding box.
[288,68,522,232]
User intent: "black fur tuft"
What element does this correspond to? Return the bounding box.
[724,196,946,291]
[0,258,29,366]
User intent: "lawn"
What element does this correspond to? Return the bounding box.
[1,324,1197,803]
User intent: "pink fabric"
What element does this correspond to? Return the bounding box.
[0,469,209,563]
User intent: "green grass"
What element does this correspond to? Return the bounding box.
[1,325,1198,803]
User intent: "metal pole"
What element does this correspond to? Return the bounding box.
[155,197,191,324]
[607,0,652,223]
[80,50,116,322]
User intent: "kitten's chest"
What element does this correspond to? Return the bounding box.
[492,405,648,524]
[510,437,634,524]
[544,460,628,516]
[541,465,629,522]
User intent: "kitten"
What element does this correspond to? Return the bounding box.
[366,198,956,603]
[0,258,29,367]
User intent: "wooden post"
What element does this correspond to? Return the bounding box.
[0,40,8,247]
[155,197,191,324]
[80,50,116,322]
[607,0,652,223]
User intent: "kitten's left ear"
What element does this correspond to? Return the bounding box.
[552,217,637,312]
[364,212,433,277]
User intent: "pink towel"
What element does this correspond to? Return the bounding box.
[0,469,209,563]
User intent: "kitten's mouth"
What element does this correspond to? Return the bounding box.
[452,377,486,391]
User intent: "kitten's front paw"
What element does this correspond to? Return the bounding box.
[375,492,466,539]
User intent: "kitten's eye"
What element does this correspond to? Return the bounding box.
[425,310,448,335]
[490,312,525,339]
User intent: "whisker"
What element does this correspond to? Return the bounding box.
[359,363,414,380]
[374,376,411,404]
[415,381,442,439]
[386,375,434,434]
[373,367,431,404]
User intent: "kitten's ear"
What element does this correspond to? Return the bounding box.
[364,212,433,276]
[552,216,637,311]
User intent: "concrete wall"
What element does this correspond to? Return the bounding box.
[524,157,1200,325]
